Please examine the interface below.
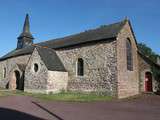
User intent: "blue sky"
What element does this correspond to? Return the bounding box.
[0,0,159,56]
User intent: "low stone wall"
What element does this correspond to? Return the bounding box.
[47,71,68,93]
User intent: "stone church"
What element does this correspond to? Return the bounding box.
[0,14,159,98]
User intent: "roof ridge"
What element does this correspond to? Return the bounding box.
[32,44,54,50]
[37,19,126,45]
[0,19,128,61]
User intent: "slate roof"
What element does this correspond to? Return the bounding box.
[138,51,160,68]
[38,19,126,48]
[0,19,127,61]
[36,47,66,71]
[0,46,34,60]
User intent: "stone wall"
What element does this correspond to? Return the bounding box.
[8,64,24,90]
[138,54,151,92]
[47,71,68,93]
[117,21,139,98]
[138,54,158,92]
[0,55,30,88]
[24,48,48,93]
[56,40,117,96]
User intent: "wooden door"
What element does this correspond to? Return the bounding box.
[145,72,152,92]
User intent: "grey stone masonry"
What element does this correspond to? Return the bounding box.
[138,53,159,93]
[24,48,48,92]
[56,40,118,96]
[0,55,30,88]
[116,20,139,98]
[24,48,68,94]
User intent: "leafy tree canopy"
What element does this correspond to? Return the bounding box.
[138,43,160,63]
[138,43,160,79]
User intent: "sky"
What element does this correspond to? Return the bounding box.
[0,0,159,56]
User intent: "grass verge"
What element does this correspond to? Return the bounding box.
[0,90,113,102]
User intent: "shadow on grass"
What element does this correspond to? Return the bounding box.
[0,107,45,120]
[32,101,64,120]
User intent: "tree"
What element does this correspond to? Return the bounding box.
[138,43,160,63]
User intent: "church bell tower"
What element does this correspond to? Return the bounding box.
[17,14,34,49]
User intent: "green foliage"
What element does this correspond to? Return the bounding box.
[100,25,107,28]
[138,43,159,63]
[32,92,113,102]
[151,66,160,80]
[138,43,160,79]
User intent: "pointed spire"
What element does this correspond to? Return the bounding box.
[23,14,30,33]
[17,14,34,49]
[18,14,33,39]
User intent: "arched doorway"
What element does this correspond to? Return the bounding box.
[145,72,152,92]
[15,70,21,90]
[10,70,24,90]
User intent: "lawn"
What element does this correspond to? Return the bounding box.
[0,90,113,102]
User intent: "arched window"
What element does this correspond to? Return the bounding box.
[34,63,39,72]
[3,67,6,78]
[77,58,84,76]
[126,38,133,71]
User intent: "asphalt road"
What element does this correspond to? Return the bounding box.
[0,94,159,120]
